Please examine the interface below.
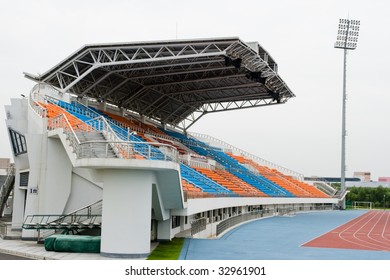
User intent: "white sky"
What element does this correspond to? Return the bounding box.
[0,0,389,180]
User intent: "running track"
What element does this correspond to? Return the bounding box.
[302,210,390,251]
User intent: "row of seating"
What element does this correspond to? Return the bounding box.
[93,108,190,155]
[49,100,233,196]
[97,107,167,138]
[229,154,330,198]
[274,170,330,198]
[180,164,234,195]
[147,129,328,198]
[195,167,266,197]
[162,131,294,197]
[228,154,310,197]
[181,179,202,193]
[58,102,154,159]
[43,102,85,128]
[43,98,328,199]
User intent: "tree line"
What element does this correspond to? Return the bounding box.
[346,186,390,209]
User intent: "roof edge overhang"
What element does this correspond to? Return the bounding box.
[24,37,295,132]
[26,37,243,82]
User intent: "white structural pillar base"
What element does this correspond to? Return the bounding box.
[100,169,155,258]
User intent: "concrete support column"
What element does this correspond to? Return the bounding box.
[100,169,155,258]
[157,218,172,241]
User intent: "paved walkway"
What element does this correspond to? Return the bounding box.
[179,210,390,260]
[0,222,157,260]
[0,237,159,260]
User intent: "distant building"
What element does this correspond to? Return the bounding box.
[378,177,390,182]
[305,172,390,188]
[353,172,371,182]
[0,158,11,176]
[304,176,360,183]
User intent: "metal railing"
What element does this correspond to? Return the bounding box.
[179,154,214,170]
[216,210,272,236]
[191,218,207,236]
[189,132,304,180]
[27,87,179,163]
[84,115,127,158]
[28,84,47,118]
[47,112,82,156]
[23,199,103,230]
[22,214,102,230]
[47,113,179,162]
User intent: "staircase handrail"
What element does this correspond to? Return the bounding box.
[44,96,128,158]
[85,116,121,142]
[84,115,136,158]
[22,199,103,230]
[74,98,180,144]
[48,113,178,162]
[93,116,180,162]
[53,96,180,148]
[61,199,102,217]
[47,113,82,157]
[22,214,102,229]
[79,140,179,162]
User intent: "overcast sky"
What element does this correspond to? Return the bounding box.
[0,0,388,180]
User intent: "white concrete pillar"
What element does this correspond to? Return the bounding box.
[157,218,172,241]
[100,169,155,258]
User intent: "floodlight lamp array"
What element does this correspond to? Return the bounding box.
[334,18,360,50]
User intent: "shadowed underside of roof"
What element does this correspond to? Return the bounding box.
[25,37,295,131]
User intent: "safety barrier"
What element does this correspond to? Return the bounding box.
[216,210,273,236]
[47,114,179,162]
[191,218,207,236]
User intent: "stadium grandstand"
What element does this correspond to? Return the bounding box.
[3,37,342,258]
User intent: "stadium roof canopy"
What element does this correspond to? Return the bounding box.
[25,37,295,131]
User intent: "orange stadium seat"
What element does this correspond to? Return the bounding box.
[228,154,330,198]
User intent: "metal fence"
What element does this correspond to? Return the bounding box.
[47,114,179,162]
[191,218,207,236]
[216,210,273,237]
[22,214,102,230]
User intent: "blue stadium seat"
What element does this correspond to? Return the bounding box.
[163,130,294,197]
[180,164,233,195]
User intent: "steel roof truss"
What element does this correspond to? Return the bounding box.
[30,38,295,131]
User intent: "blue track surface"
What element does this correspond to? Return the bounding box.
[179,210,390,260]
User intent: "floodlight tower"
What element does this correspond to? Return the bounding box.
[334,18,360,206]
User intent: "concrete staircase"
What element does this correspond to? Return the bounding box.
[75,131,118,158]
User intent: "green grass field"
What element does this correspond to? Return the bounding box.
[147,238,185,260]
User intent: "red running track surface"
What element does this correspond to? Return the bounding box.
[302,211,390,251]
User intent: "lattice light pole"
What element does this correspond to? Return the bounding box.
[334,19,360,201]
